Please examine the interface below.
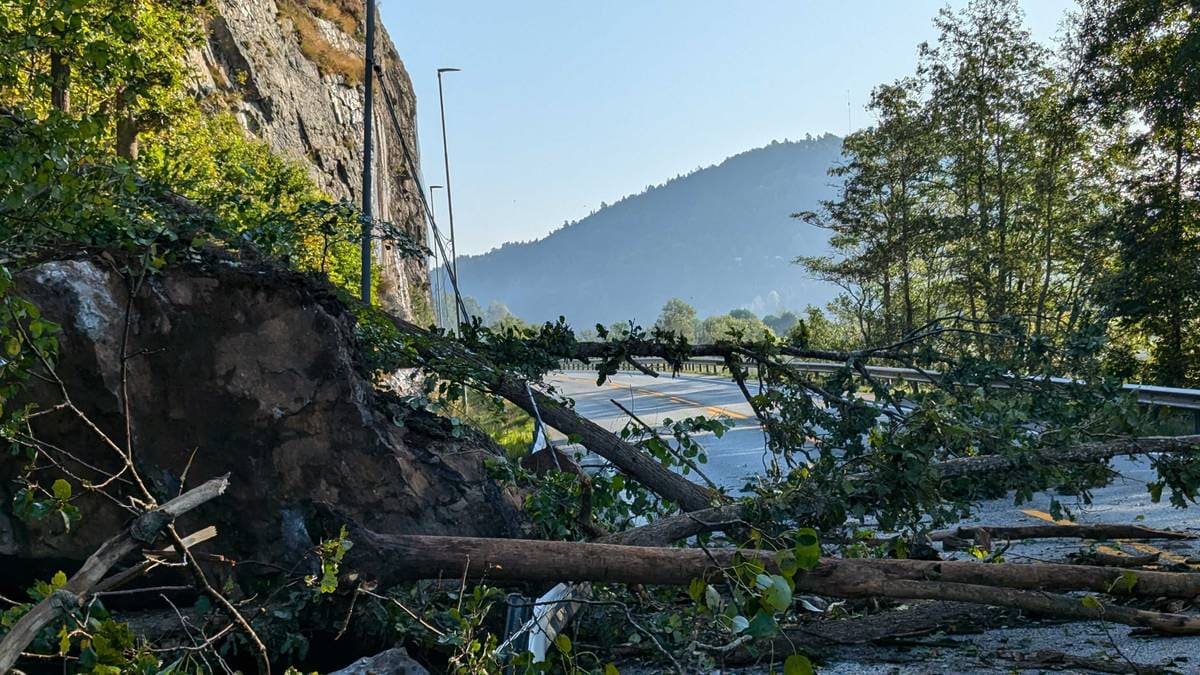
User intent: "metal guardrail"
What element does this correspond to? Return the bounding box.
[559,357,1200,412]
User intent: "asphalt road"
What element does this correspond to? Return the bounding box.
[546,369,1200,673]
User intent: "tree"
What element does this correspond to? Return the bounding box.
[698,313,774,343]
[0,0,199,158]
[1082,0,1200,385]
[763,311,799,336]
[654,298,698,342]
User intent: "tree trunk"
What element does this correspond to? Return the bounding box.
[381,314,718,512]
[344,531,1200,634]
[117,114,140,162]
[50,51,70,113]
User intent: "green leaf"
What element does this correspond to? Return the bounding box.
[704,584,722,612]
[730,614,750,634]
[777,550,799,578]
[794,527,821,571]
[51,570,67,589]
[763,574,793,612]
[745,610,778,637]
[52,478,71,501]
[3,337,19,358]
[554,633,572,655]
[688,577,705,603]
[604,664,620,675]
[1080,595,1103,610]
[784,654,815,675]
[1120,570,1138,593]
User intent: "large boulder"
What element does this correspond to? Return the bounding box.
[2,254,524,570]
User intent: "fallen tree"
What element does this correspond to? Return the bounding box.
[601,435,1200,547]
[379,314,720,512]
[347,531,1200,600]
[342,531,1200,634]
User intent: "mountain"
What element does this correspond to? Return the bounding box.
[190,0,428,317]
[452,134,843,328]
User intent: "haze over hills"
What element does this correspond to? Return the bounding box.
[450,134,844,327]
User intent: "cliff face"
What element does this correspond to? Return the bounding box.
[187,0,428,319]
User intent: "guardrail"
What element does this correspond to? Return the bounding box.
[559,357,1200,414]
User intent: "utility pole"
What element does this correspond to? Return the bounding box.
[360,0,377,304]
[437,67,462,332]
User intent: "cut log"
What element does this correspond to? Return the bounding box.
[0,475,230,674]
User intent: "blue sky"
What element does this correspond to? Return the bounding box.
[382,1,1077,256]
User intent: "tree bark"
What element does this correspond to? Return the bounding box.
[117,114,140,162]
[345,532,1200,634]
[934,523,1191,543]
[349,531,1200,600]
[50,51,70,113]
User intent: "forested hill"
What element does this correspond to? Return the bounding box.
[453,134,843,326]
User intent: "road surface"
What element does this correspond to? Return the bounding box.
[546,369,1200,673]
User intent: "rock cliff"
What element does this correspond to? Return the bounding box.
[188,0,428,319]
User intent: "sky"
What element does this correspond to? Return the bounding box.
[382,1,1078,257]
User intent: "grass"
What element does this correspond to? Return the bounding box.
[303,0,362,36]
[277,0,362,85]
[446,397,536,458]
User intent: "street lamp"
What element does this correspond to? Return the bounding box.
[436,67,462,330]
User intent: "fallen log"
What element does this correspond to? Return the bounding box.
[0,475,230,673]
[350,531,1200,599]
[994,648,1164,675]
[382,315,718,512]
[1084,550,1163,568]
[345,532,1200,634]
[932,523,1193,543]
[604,436,1200,547]
[600,503,750,546]
[726,601,1002,664]
[919,435,1200,481]
[493,373,717,511]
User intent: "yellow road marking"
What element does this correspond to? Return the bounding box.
[1020,508,1189,564]
[557,374,750,420]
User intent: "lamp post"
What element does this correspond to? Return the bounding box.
[436,67,462,329]
[359,0,378,304]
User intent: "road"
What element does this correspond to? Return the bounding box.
[546,369,1200,673]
